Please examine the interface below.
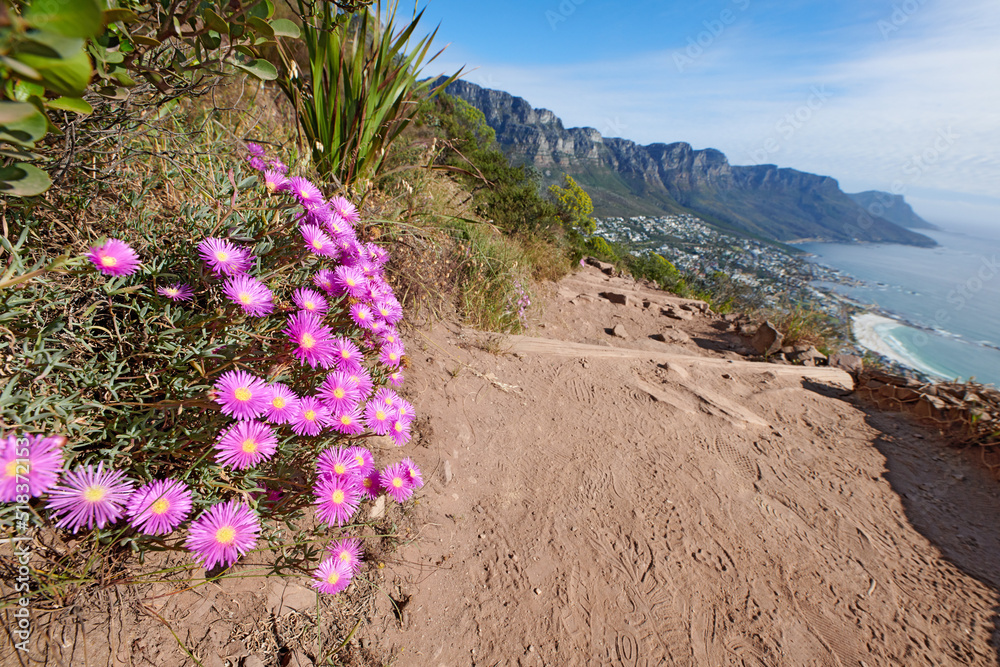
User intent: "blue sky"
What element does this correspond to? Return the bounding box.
[410,0,1000,231]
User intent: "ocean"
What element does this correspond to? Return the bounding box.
[796,228,1000,388]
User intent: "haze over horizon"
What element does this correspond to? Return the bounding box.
[415,0,1000,234]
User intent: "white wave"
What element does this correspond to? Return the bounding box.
[850,313,956,379]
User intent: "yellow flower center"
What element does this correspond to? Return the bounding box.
[300,332,316,349]
[333,388,345,399]
[304,300,315,310]
[363,477,372,488]
[334,463,346,474]
[215,250,229,262]
[215,526,236,544]
[326,570,341,585]
[83,485,107,503]
[375,410,386,422]
[101,255,117,267]
[393,422,403,433]
[354,455,364,466]
[234,387,252,402]
[338,552,350,563]
[345,277,356,287]
[340,415,352,426]
[151,499,170,515]
[357,311,367,320]
[241,438,258,453]
[388,352,398,361]
[165,288,178,296]
[392,477,403,489]
[272,396,286,409]
[386,335,396,343]
[312,239,324,250]
[304,410,316,421]
[332,489,345,504]
[4,459,22,479]
[239,292,252,304]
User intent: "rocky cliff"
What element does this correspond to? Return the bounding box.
[442,79,937,247]
[848,191,939,230]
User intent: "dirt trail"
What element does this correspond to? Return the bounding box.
[365,266,1000,666]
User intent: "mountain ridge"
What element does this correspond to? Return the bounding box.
[441,78,936,248]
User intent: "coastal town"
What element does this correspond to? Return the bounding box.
[594,213,861,314]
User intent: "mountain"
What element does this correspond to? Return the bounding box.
[442,79,936,248]
[847,191,938,230]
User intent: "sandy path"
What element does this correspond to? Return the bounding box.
[364,266,1000,666]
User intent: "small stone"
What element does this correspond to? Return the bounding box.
[369,494,386,519]
[443,460,453,485]
[528,645,535,653]
[612,323,629,339]
[534,588,541,595]
[750,321,784,356]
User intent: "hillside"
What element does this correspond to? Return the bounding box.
[442,79,937,248]
[848,190,940,229]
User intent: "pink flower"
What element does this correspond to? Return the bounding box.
[0,434,64,502]
[222,275,274,317]
[313,269,337,293]
[379,341,405,368]
[88,239,140,276]
[399,457,423,488]
[291,396,331,436]
[263,170,289,193]
[350,302,375,329]
[380,462,413,503]
[186,499,260,570]
[300,224,338,257]
[215,420,278,470]
[198,238,251,277]
[314,476,360,527]
[312,555,352,595]
[46,463,134,533]
[345,446,374,476]
[213,370,270,421]
[263,383,299,425]
[329,196,360,225]
[284,311,336,369]
[292,287,329,315]
[326,537,364,574]
[331,265,367,298]
[359,470,381,500]
[331,405,366,435]
[157,283,194,301]
[287,176,325,210]
[318,371,360,412]
[126,478,192,535]
[316,447,360,482]
[364,398,394,436]
[332,337,364,374]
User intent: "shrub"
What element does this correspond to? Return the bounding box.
[1,143,421,600]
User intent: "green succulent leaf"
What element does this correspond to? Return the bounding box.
[233,58,277,81]
[103,8,141,24]
[12,36,93,98]
[246,16,274,38]
[202,9,229,34]
[0,103,47,147]
[0,101,41,125]
[0,163,52,196]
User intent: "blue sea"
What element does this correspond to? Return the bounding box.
[796,228,1000,387]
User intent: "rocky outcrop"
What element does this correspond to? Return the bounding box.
[847,191,939,230]
[441,79,937,248]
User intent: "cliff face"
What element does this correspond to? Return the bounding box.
[443,79,937,247]
[848,191,939,230]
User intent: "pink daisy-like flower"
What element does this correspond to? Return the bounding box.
[399,457,423,488]
[388,415,412,447]
[125,478,193,535]
[326,213,353,239]
[88,239,140,276]
[364,399,395,436]
[287,176,325,210]
[312,555,352,595]
[350,302,375,330]
[46,463,134,533]
[329,195,360,225]
[223,274,274,317]
[359,470,381,500]
[156,283,193,302]
[332,337,364,374]
[186,499,260,570]
[327,537,364,574]
[357,261,381,282]
[313,269,337,293]
[331,405,366,436]
[292,287,329,315]
[213,370,270,420]
[248,156,267,171]
[379,341,405,368]
[314,476,360,527]
[0,434,65,502]
[318,371,360,412]
[331,265,367,298]
[263,170,290,193]
[291,396,331,437]
[198,238,251,277]
[364,243,390,266]
[300,224,338,257]
[316,447,360,481]
[215,420,278,470]
[246,142,266,158]
[263,383,299,425]
[345,446,375,476]
[284,311,336,369]
[377,326,401,346]
[380,462,413,503]
[387,370,404,387]
[373,388,401,409]
[395,397,416,421]
[348,367,374,402]
[270,158,288,174]
[374,298,404,325]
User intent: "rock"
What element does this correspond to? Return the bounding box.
[611,323,629,339]
[585,257,616,275]
[663,307,693,321]
[443,459,453,485]
[266,580,316,615]
[829,353,863,375]
[369,494,386,519]
[598,291,629,306]
[893,386,922,402]
[789,346,827,367]
[723,313,741,322]
[738,323,758,337]
[750,321,784,356]
[651,330,691,344]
